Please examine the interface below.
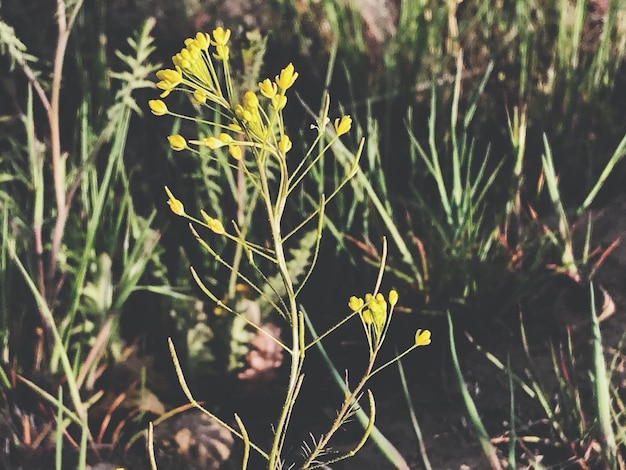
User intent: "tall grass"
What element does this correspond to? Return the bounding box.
[1,8,165,467]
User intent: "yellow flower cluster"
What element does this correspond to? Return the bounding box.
[154,28,230,107]
[151,29,354,227]
[349,290,431,349]
[349,290,395,349]
[149,28,352,160]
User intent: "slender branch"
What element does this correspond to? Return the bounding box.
[46,0,72,286]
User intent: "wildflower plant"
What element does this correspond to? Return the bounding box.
[149,28,431,469]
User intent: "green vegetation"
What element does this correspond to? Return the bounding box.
[1,0,626,468]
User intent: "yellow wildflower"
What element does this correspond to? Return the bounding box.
[201,210,226,234]
[211,28,231,61]
[259,78,277,99]
[388,289,398,308]
[165,186,185,216]
[156,68,183,85]
[229,145,243,160]
[148,99,168,116]
[278,134,292,154]
[275,63,298,90]
[168,134,187,151]
[218,133,234,144]
[334,115,352,136]
[235,104,253,122]
[271,95,287,111]
[214,44,229,61]
[156,67,183,97]
[367,293,387,330]
[348,296,364,312]
[414,329,432,346]
[243,91,259,110]
[193,32,211,50]
[201,136,225,149]
[212,27,231,46]
[228,122,243,133]
[192,89,208,105]
[361,309,373,325]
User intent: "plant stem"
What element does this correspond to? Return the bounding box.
[257,152,304,469]
[46,0,85,293]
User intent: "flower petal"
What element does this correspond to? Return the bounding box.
[414,329,432,346]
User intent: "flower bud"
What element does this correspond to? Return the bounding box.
[148,99,168,116]
[168,134,187,151]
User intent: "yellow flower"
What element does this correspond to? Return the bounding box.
[229,145,243,160]
[388,289,398,308]
[201,136,225,149]
[243,91,259,110]
[334,115,352,136]
[414,329,432,346]
[212,27,231,46]
[148,99,168,116]
[218,133,234,144]
[201,210,225,234]
[367,293,387,330]
[192,89,208,105]
[275,63,298,90]
[211,28,231,61]
[278,134,292,154]
[271,94,287,111]
[228,122,243,133]
[235,104,253,122]
[156,68,182,97]
[214,44,229,61]
[168,134,187,151]
[156,68,183,85]
[165,186,185,216]
[194,32,211,50]
[349,296,364,312]
[361,309,373,325]
[259,78,277,99]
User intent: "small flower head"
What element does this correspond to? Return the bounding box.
[243,91,259,110]
[201,136,225,149]
[349,296,364,312]
[201,210,225,234]
[168,134,187,151]
[212,28,231,61]
[278,134,292,154]
[271,94,287,111]
[235,104,253,122]
[367,293,387,330]
[334,115,352,136]
[218,133,234,145]
[414,329,432,346]
[228,145,243,161]
[388,289,398,308]
[165,186,185,216]
[214,44,229,61]
[156,68,182,97]
[149,99,168,116]
[212,27,231,46]
[192,89,208,105]
[228,122,243,133]
[156,68,183,84]
[259,78,278,99]
[361,309,373,325]
[194,32,211,50]
[275,63,298,91]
